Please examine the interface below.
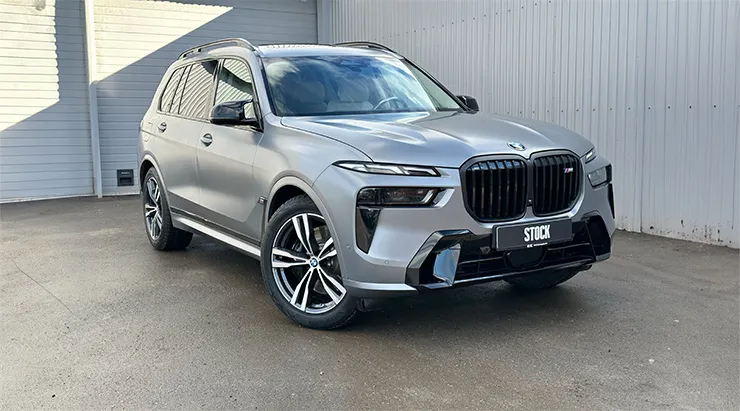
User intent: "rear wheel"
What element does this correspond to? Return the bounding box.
[142,167,192,251]
[504,268,579,289]
[261,195,358,330]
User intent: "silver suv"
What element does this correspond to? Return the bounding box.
[139,39,615,329]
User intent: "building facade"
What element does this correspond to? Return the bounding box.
[0,0,319,199]
[1,0,738,248]
[330,0,739,247]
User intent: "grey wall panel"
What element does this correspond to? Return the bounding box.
[332,0,739,247]
[0,0,93,201]
[94,0,318,195]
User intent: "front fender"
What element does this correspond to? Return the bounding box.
[264,176,348,276]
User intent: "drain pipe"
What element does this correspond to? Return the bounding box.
[83,0,103,198]
[317,0,333,44]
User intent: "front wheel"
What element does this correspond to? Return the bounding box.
[260,195,358,330]
[504,268,579,289]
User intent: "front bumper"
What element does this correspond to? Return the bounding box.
[405,215,611,290]
[312,157,615,298]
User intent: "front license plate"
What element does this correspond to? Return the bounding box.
[495,218,572,251]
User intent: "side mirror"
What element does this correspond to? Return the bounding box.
[209,99,259,127]
[456,95,479,112]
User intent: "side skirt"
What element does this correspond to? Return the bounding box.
[171,211,261,259]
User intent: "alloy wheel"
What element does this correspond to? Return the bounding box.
[271,213,345,314]
[144,177,163,240]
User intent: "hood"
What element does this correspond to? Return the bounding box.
[281,111,594,168]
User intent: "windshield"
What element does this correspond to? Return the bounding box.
[262,56,462,116]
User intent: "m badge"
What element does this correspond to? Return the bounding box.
[563,167,574,174]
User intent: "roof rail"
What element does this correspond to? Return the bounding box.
[178,38,256,59]
[333,41,397,54]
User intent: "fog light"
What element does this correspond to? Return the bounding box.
[357,187,438,206]
[588,165,612,187]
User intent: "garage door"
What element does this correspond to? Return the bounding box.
[93,0,318,195]
[0,0,93,201]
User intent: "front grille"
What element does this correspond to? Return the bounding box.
[463,159,527,221]
[532,154,581,215]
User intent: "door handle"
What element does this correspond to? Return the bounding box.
[200,133,213,146]
[157,122,167,132]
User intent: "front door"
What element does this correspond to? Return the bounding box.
[196,58,263,242]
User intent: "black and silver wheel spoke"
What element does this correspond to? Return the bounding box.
[291,214,314,255]
[290,268,316,311]
[272,212,344,314]
[144,203,157,217]
[144,177,163,240]
[316,266,346,304]
[272,247,311,269]
[318,237,337,261]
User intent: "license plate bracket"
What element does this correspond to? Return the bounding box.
[495,218,572,251]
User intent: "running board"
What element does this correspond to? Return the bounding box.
[172,214,261,258]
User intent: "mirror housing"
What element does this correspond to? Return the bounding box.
[456,95,479,112]
[209,99,259,127]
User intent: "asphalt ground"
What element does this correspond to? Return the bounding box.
[1,196,738,410]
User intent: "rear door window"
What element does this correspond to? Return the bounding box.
[179,60,218,119]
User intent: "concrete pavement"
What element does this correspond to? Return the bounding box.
[1,196,738,410]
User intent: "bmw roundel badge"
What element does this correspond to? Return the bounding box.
[508,141,526,151]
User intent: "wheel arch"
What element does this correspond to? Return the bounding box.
[265,176,330,226]
[139,153,173,206]
[267,184,306,221]
[139,159,154,188]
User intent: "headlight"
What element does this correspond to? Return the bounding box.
[354,187,440,253]
[335,161,440,177]
[357,187,439,206]
[588,165,612,187]
[583,147,597,163]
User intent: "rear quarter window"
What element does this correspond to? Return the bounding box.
[158,67,184,112]
[171,65,190,115]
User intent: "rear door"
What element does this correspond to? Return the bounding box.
[147,63,203,211]
[196,58,263,242]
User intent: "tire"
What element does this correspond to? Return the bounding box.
[142,167,193,251]
[261,195,358,330]
[504,268,579,289]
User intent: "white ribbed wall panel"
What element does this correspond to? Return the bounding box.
[0,0,93,201]
[94,0,317,195]
[331,0,740,248]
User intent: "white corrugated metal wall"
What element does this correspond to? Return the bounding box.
[330,0,739,248]
[0,0,93,201]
